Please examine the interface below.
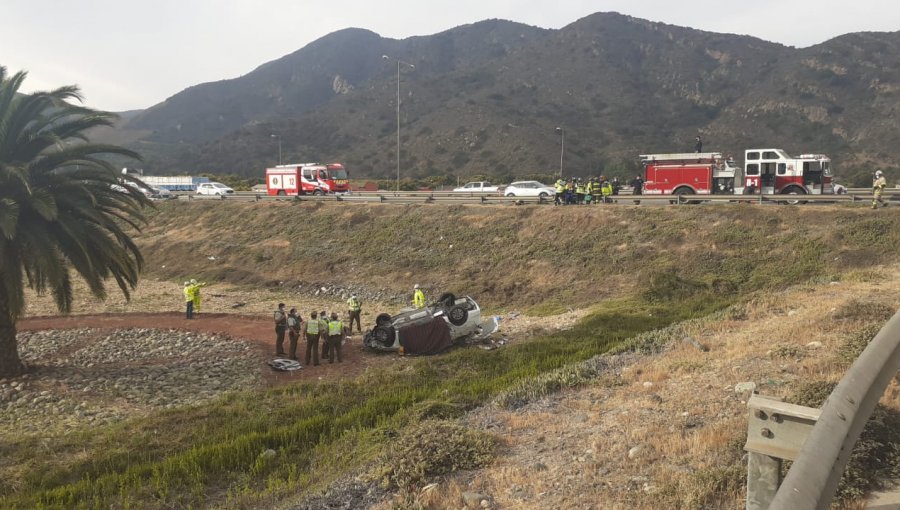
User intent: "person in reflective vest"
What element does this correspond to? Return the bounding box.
[320,310,331,358]
[189,278,207,314]
[585,178,595,204]
[575,179,585,204]
[305,311,321,366]
[347,294,362,333]
[183,281,194,319]
[413,284,426,309]
[554,179,565,205]
[873,170,888,209]
[287,308,302,361]
[565,179,575,204]
[601,181,613,203]
[327,312,344,363]
[274,303,287,356]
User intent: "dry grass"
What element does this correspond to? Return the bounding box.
[389,264,900,509]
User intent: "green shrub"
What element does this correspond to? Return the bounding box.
[837,323,885,363]
[833,299,895,323]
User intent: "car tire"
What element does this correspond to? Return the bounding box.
[506,193,515,197]
[375,313,392,326]
[448,306,468,326]
[539,192,548,198]
[371,326,394,347]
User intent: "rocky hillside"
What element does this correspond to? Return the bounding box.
[101,12,900,186]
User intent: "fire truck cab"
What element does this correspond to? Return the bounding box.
[266,163,350,196]
[639,152,740,199]
[743,149,833,197]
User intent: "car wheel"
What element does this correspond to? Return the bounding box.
[375,313,392,326]
[539,192,548,198]
[448,306,468,326]
[506,193,515,197]
[372,326,394,347]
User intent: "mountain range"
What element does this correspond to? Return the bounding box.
[90,12,900,185]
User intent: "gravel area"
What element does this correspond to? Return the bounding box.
[0,328,262,437]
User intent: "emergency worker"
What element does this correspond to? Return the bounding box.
[305,311,321,366]
[575,178,585,204]
[274,303,287,357]
[190,278,207,314]
[873,170,888,209]
[695,135,703,153]
[327,312,344,363]
[287,308,301,360]
[630,175,644,195]
[320,310,331,358]
[184,281,194,319]
[413,284,426,309]
[554,178,565,205]
[584,178,595,204]
[601,180,614,203]
[347,294,362,333]
[565,179,575,204]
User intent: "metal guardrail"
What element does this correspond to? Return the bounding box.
[745,310,900,509]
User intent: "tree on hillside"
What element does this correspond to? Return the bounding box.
[0,67,149,377]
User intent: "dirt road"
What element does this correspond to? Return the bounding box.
[17,312,391,385]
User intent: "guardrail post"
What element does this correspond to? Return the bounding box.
[255,194,260,202]
[747,452,781,510]
[744,394,820,509]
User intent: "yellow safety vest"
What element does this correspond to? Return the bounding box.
[601,183,613,196]
[555,181,565,193]
[328,320,343,336]
[306,320,319,335]
[348,297,361,311]
[414,290,426,308]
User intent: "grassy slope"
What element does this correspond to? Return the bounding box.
[2,202,899,509]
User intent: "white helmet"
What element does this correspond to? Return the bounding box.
[190,278,197,284]
[414,284,420,289]
[184,281,190,286]
[875,170,884,177]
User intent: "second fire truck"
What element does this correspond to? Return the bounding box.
[639,148,834,200]
[266,163,350,196]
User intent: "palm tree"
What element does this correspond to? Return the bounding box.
[0,67,150,377]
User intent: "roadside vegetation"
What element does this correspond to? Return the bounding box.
[2,202,899,508]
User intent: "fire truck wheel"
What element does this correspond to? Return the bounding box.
[674,187,699,205]
[375,313,392,326]
[314,189,324,196]
[780,187,807,205]
[277,190,286,196]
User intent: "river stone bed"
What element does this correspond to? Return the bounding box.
[0,328,262,436]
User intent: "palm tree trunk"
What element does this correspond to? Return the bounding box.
[0,292,25,378]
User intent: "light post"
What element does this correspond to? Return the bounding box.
[555,126,565,177]
[383,55,415,192]
[270,134,282,165]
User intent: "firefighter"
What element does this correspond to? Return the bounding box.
[575,178,585,204]
[611,177,621,196]
[554,178,565,205]
[183,281,194,319]
[873,170,888,209]
[584,178,594,204]
[287,307,301,360]
[305,311,321,366]
[327,312,344,363]
[347,294,362,333]
[413,284,426,309]
[601,179,614,203]
[695,135,703,153]
[274,303,287,357]
[630,175,644,195]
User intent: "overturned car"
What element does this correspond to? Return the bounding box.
[364,293,496,355]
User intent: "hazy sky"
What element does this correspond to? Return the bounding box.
[2,0,898,111]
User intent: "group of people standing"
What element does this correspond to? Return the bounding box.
[183,279,207,319]
[554,175,644,205]
[272,293,367,367]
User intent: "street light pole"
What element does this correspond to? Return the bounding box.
[383,55,414,192]
[555,126,565,177]
[270,134,282,165]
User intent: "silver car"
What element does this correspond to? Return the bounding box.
[503,181,554,197]
[364,293,488,354]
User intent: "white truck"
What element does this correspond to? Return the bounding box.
[453,181,499,193]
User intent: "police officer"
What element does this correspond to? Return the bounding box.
[305,311,321,366]
[873,170,888,209]
[347,294,362,333]
[320,310,331,358]
[327,312,344,363]
[601,179,613,203]
[286,307,301,360]
[274,303,287,356]
[554,178,565,205]
[413,284,426,309]
[575,178,585,204]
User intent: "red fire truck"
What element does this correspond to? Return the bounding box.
[639,148,834,201]
[265,163,350,196]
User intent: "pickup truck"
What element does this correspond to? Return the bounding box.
[453,181,499,193]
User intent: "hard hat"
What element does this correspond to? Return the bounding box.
[875,170,884,177]
[351,293,357,298]
[184,281,190,286]
[190,278,197,284]
[414,284,420,289]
